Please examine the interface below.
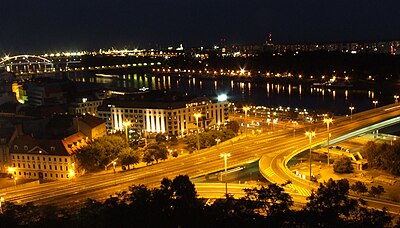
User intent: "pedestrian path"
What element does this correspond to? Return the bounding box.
[286,183,312,196]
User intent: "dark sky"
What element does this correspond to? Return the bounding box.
[1,0,399,54]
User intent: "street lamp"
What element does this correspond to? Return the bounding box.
[0,196,4,214]
[113,161,117,185]
[349,105,355,119]
[373,100,378,108]
[394,95,399,103]
[243,106,250,136]
[69,170,75,182]
[323,117,333,166]
[194,113,202,151]
[123,119,132,143]
[306,131,316,181]
[292,121,298,137]
[215,138,221,146]
[220,152,231,198]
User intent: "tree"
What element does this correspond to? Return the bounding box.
[169,135,178,145]
[369,185,385,198]
[243,184,293,217]
[171,150,179,158]
[227,121,240,134]
[154,146,168,162]
[76,134,128,172]
[144,143,168,164]
[333,156,354,174]
[350,181,368,195]
[142,152,155,165]
[301,178,392,227]
[305,179,357,225]
[119,147,141,170]
[155,133,166,144]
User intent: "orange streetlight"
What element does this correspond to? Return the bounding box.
[220,152,231,197]
[292,121,298,136]
[243,106,250,136]
[306,131,316,180]
[123,119,132,143]
[373,100,378,108]
[349,105,355,119]
[323,117,333,166]
[194,113,202,151]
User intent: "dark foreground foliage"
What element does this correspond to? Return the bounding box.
[0,176,394,228]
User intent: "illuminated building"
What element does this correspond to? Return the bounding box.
[69,97,103,116]
[9,134,84,180]
[98,92,229,136]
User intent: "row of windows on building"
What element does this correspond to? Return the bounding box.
[77,101,102,107]
[14,145,57,151]
[103,104,226,116]
[14,171,71,179]
[13,163,69,171]
[12,155,68,163]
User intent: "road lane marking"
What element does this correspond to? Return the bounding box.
[264,167,275,177]
[287,184,311,196]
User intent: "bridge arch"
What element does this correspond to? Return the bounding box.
[0,55,54,74]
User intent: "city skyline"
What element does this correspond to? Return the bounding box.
[1,0,400,53]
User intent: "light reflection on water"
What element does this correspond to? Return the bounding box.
[67,71,396,116]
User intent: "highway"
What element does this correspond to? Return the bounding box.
[1,103,400,213]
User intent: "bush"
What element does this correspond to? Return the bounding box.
[172,150,179,158]
[333,156,354,174]
[350,181,368,195]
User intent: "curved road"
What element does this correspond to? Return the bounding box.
[0,103,399,213]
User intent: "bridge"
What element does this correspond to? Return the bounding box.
[1,103,400,211]
[0,55,54,75]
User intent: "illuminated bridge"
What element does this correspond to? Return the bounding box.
[0,55,55,75]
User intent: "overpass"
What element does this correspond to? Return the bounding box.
[260,103,400,197]
[1,103,400,208]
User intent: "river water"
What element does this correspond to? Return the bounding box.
[67,70,398,117]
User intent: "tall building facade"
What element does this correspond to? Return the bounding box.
[98,96,229,137]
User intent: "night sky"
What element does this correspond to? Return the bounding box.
[1,0,399,54]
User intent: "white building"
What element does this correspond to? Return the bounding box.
[98,95,229,136]
[69,98,103,116]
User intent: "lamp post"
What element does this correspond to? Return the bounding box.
[123,119,132,143]
[323,117,333,166]
[292,121,298,137]
[113,161,117,185]
[243,106,250,137]
[373,100,378,108]
[394,95,399,103]
[272,112,277,131]
[194,113,202,151]
[220,152,230,198]
[306,131,316,180]
[349,105,355,119]
[0,196,4,214]
[69,170,75,183]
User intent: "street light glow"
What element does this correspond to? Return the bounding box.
[217,94,228,102]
